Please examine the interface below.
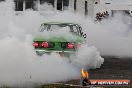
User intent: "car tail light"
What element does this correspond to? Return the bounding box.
[76,44,81,48]
[33,42,39,47]
[67,42,74,49]
[41,42,49,48]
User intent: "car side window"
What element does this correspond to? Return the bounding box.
[40,24,47,32]
[70,25,79,35]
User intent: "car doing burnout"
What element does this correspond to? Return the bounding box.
[33,22,87,56]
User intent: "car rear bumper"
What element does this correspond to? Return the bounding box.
[35,49,75,53]
[35,49,76,57]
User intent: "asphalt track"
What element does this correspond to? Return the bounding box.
[90,56,132,80]
[41,57,132,88]
[1,57,132,88]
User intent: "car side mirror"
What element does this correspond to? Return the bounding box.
[83,34,87,38]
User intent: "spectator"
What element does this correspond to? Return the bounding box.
[95,11,109,22]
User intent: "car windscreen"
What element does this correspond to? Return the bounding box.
[40,24,79,35]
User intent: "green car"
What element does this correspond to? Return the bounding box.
[33,22,87,56]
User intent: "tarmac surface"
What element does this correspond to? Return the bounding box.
[59,57,132,88]
[90,57,132,80]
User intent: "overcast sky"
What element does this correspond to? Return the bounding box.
[101,0,132,4]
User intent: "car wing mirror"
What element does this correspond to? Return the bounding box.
[83,34,87,38]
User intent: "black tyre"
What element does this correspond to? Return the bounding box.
[82,78,91,86]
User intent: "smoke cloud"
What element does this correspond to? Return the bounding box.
[0,0,104,87]
[1,0,132,87]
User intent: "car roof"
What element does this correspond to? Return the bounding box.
[42,22,79,25]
